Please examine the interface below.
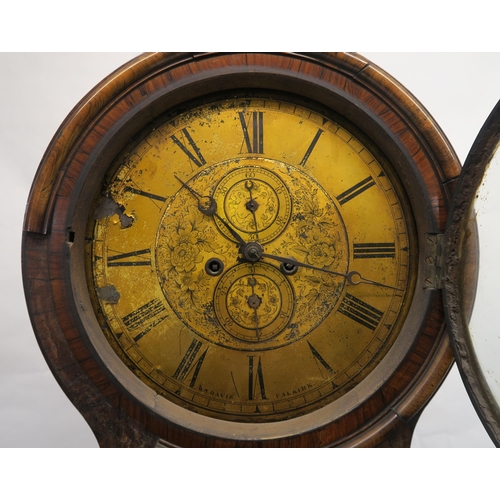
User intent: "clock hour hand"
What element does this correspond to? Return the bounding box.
[260,252,401,291]
[175,175,247,246]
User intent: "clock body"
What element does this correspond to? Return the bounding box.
[22,52,468,447]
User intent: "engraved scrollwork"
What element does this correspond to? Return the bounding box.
[224,179,278,234]
[213,164,292,244]
[156,198,234,338]
[269,170,348,338]
[226,276,281,329]
[214,262,295,343]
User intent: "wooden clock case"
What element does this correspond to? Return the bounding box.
[22,52,474,447]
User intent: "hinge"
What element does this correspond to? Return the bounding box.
[424,234,445,289]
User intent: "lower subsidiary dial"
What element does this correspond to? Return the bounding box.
[214,262,294,343]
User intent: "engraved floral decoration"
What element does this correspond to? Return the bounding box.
[157,202,230,316]
[164,221,204,273]
[300,226,343,268]
[224,180,278,234]
[156,161,349,350]
[273,171,348,339]
[283,174,345,268]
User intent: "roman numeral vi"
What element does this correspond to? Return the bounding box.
[248,355,267,400]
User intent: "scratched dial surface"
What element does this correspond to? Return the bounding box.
[86,96,416,422]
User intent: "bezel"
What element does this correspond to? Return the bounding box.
[444,100,500,447]
[23,53,467,447]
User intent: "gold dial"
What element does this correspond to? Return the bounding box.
[87,95,415,422]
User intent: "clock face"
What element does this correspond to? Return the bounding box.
[86,94,416,423]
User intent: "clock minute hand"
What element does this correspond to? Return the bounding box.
[260,253,401,291]
[175,175,247,246]
[212,212,247,247]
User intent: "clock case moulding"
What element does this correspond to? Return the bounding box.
[21,52,485,447]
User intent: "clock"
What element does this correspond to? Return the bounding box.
[22,52,479,447]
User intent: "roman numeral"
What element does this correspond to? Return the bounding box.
[248,355,267,400]
[338,293,383,331]
[353,243,396,259]
[239,111,264,154]
[122,298,167,341]
[300,128,324,166]
[173,339,208,388]
[123,186,167,202]
[307,341,334,374]
[107,248,151,267]
[132,315,168,342]
[171,128,206,167]
[337,176,376,205]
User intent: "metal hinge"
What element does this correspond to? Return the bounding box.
[424,234,445,289]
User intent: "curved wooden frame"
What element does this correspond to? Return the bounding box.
[23,53,462,447]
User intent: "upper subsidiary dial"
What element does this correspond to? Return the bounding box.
[212,160,292,244]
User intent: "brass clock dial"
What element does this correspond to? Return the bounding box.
[87,96,415,422]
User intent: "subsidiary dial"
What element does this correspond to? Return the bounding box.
[213,162,292,243]
[214,262,295,344]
